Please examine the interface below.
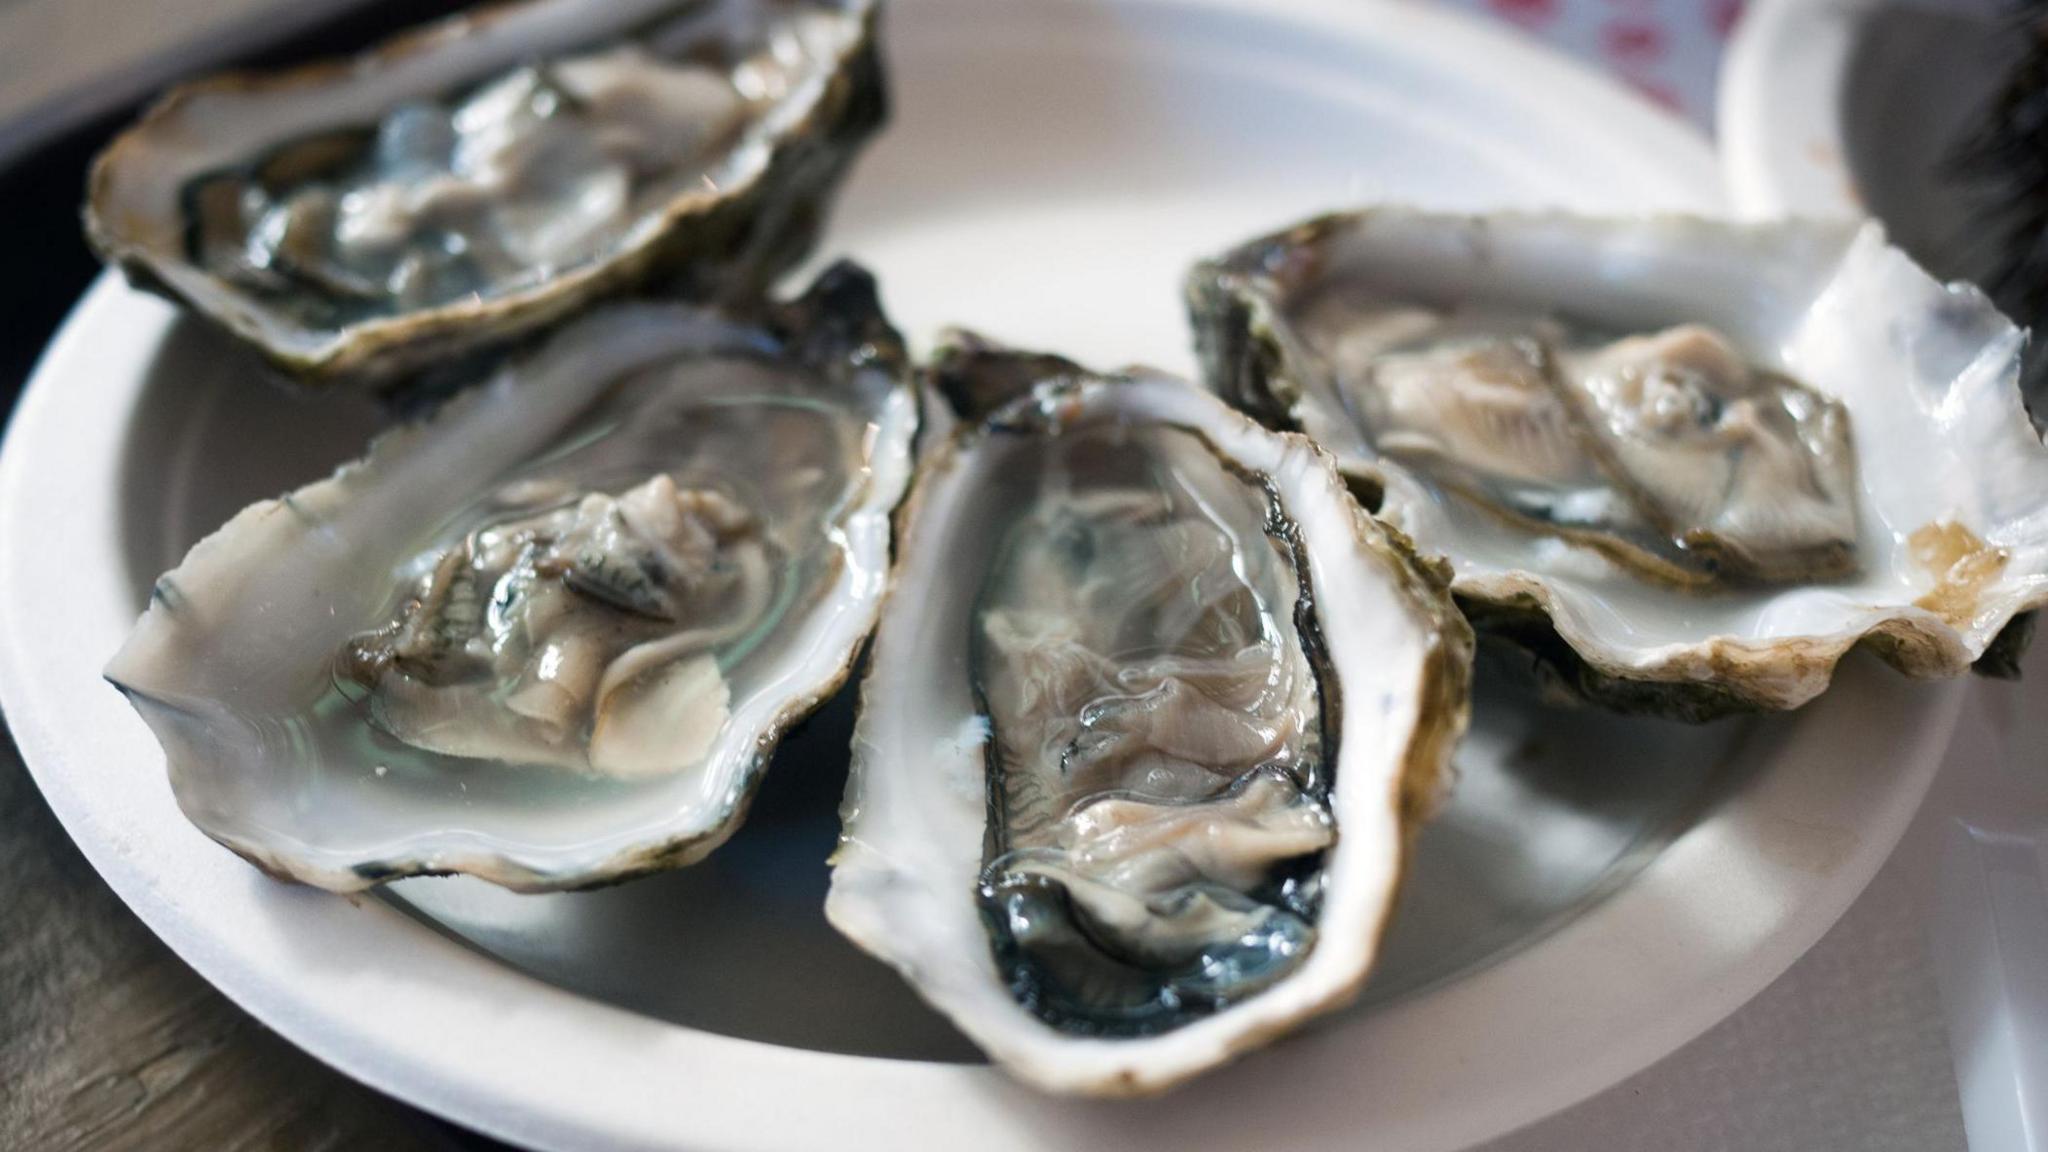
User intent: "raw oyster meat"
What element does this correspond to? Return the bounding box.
[1190,209,2048,717]
[107,264,916,891]
[1295,307,1859,588]
[827,338,1472,1094]
[87,0,885,387]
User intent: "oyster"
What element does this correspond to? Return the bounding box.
[1288,311,1860,588]
[107,264,916,891]
[87,0,885,387]
[1190,209,2048,717]
[827,339,1472,1095]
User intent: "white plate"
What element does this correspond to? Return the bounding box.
[0,1,1968,1149]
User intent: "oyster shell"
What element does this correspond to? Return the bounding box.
[86,0,885,388]
[1189,209,2048,717]
[827,338,1472,1095]
[106,263,916,891]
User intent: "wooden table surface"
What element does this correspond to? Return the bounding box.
[0,737,507,1151]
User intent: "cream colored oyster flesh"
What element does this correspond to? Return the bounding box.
[1304,300,1859,588]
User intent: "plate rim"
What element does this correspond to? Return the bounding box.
[0,1,1965,1149]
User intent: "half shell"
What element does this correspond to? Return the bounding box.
[107,263,916,891]
[86,0,885,387]
[1190,209,2048,718]
[826,338,1472,1094]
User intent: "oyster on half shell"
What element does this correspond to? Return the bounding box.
[107,264,916,891]
[827,338,1472,1095]
[87,0,885,387]
[1190,209,2048,718]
